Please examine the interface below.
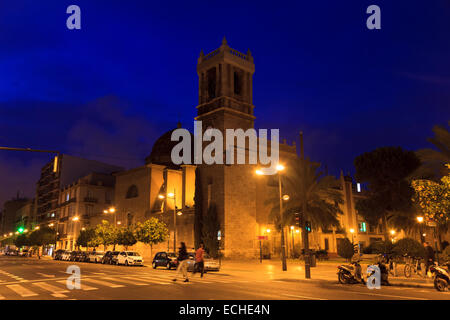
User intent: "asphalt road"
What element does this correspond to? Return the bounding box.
[0,256,448,300]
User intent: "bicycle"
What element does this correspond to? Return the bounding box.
[404,255,425,278]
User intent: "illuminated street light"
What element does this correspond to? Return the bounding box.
[167,192,175,198]
[255,169,264,175]
[81,227,86,231]
[290,226,294,230]
[266,229,271,233]
[295,229,300,233]
[177,211,183,216]
[49,223,54,227]
[9,232,13,236]
[282,194,290,201]
[103,210,108,214]
[276,164,285,171]
[349,228,354,234]
[117,221,121,225]
[108,207,116,213]
[34,226,40,230]
[72,216,80,222]
[158,194,165,199]
[390,230,396,235]
[24,229,28,233]
[417,216,424,223]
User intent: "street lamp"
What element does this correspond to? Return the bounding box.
[159,190,181,252]
[104,207,117,225]
[349,228,355,244]
[417,216,425,243]
[255,163,287,271]
[71,216,80,251]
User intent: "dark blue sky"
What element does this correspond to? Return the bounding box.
[0,0,449,206]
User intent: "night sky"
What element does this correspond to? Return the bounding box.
[0,0,449,207]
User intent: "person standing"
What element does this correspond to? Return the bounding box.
[193,243,205,278]
[424,242,435,276]
[173,242,190,283]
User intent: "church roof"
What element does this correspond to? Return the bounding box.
[145,123,194,169]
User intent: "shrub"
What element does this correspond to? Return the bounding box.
[337,238,354,261]
[442,246,450,262]
[363,240,393,254]
[393,238,425,258]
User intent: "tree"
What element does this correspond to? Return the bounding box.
[412,165,450,247]
[134,218,168,258]
[354,147,421,240]
[76,228,96,249]
[94,220,116,251]
[415,122,450,179]
[14,233,30,248]
[201,203,221,258]
[337,238,354,261]
[265,158,343,232]
[28,226,55,247]
[117,226,137,250]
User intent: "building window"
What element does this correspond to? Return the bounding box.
[359,222,367,233]
[126,185,139,199]
[85,205,93,216]
[87,189,93,198]
[324,238,329,251]
[66,193,69,201]
[234,71,242,95]
[207,67,216,100]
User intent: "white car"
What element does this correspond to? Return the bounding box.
[117,251,144,266]
[61,251,71,261]
[88,251,104,263]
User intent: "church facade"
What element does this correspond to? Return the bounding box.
[109,38,386,259]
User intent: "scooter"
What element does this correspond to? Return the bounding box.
[337,261,365,284]
[430,262,449,292]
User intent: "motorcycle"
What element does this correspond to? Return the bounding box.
[368,255,391,286]
[337,261,365,284]
[429,262,449,292]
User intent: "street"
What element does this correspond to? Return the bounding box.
[0,256,448,300]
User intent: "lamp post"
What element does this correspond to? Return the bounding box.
[290,226,295,258]
[256,164,287,271]
[159,191,182,252]
[72,216,80,250]
[103,207,117,225]
[417,216,425,243]
[349,228,355,245]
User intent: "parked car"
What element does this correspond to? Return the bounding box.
[18,249,29,257]
[61,251,72,261]
[102,251,120,265]
[75,251,90,262]
[88,251,104,263]
[117,251,144,266]
[152,252,178,269]
[54,249,65,260]
[69,251,79,261]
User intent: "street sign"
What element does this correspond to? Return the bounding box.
[257,236,268,240]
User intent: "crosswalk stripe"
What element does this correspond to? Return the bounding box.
[56,280,98,291]
[36,273,55,278]
[82,278,125,288]
[124,276,169,285]
[101,277,148,286]
[32,282,69,295]
[6,284,38,297]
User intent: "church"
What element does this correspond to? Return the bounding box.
[111,38,385,259]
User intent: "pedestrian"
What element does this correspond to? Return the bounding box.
[173,242,190,283]
[423,242,435,276]
[193,243,205,278]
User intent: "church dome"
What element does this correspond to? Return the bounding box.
[145,123,194,168]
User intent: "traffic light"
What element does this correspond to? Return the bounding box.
[17,227,24,234]
[294,212,302,228]
[305,221,311,233]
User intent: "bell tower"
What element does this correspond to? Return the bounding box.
[195,37,256,131]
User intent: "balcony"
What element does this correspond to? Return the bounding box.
[84,197,98,203]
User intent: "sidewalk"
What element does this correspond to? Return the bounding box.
[217,259,434,288]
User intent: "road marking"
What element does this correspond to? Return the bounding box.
[350,291,429,300]
[36,273,55,278]
[282,293,328,300]
[56,280,98,291]
[101,277,148,286]
[32,282,69,295]
[6,284,38,297]
[124,276,169,285]
[82,278,125,288]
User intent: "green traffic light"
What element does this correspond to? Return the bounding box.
[18,227,24,234]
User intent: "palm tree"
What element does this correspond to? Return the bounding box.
[415,122,450,179]
[265,158,343,238]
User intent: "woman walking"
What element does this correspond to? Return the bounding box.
[173,242,190,283]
